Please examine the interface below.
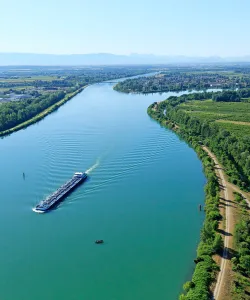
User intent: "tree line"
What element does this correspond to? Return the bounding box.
[147,90,250,299]
[212,89,250,102]
[0,91,66,132]
[114,72,250,94]
[149,102,223,299]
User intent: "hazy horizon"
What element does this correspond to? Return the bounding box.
[1,52,250,66]
[1,52,250,58]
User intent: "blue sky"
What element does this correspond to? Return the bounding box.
[1,0,249,56]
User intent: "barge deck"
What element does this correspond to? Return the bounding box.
[33,172,87,213]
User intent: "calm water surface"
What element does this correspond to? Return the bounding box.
[0,80,205,299]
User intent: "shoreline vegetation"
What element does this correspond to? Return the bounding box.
[148,102,222,299]
[0,66,156,137]
[0,86,86,137]
[114,71,250,94]
[147,91,250,299]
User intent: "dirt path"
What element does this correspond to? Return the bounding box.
[216,119,250,126]
[202,146,234,300]
[228,182,250,206]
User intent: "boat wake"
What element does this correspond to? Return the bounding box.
[86,159,100,174]
[32,207,45,214]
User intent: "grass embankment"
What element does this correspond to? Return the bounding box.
[148,103,222,299]
[0,86,86,137]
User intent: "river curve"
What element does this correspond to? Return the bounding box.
[0,79,205,299]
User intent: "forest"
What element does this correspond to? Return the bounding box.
[0,91,66,132]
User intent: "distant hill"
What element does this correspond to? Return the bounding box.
[0,53,250,65]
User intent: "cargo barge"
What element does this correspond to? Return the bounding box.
[33,172,87,213]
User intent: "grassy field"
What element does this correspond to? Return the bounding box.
[179,100,250,135]
[0,75,66,98]
[0,75,61,83]
[215,122,250,136]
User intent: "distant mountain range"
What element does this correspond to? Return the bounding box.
[0,53,250,65]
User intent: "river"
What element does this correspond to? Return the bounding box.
[0,79,205,299]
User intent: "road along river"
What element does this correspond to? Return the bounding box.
[0,79,205,299]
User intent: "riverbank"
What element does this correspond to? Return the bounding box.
[148,100,250,299]
[148,103,221,299]
[113,84,189,95]
[113,83,214,95]
[0,86,87,137]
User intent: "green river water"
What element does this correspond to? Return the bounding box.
[0,79,205,299]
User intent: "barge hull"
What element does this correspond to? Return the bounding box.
[33,172,87,213]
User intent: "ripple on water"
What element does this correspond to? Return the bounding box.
[0,84,206,300]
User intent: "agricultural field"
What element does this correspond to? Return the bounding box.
[0,75,60,82]
[0,74,68,102]
[179,100,250,136]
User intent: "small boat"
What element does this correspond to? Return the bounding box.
[95,240,104,244]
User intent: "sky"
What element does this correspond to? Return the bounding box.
[0,0,249,57]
